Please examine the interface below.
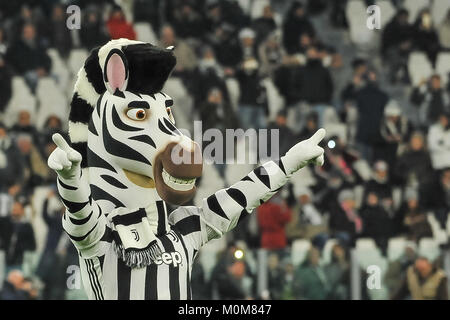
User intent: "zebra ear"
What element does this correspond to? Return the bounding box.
[104,49,129,93]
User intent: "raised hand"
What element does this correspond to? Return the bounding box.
[281,128,326,174]
[47,133,82,180]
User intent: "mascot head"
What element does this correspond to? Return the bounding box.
[68,39,203,209]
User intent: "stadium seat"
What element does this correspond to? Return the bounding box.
[236,0,252,14]
[68,48,89,76]
[355,238,381,268]
[408,51,434,86]
[262,77,284,122]
[134,22,158,44]
[346,0,377,50]
[427,213,448,245]
[431,0,450,26]
[321,238,338,265]
[36,77,68,129]
[435,52,450,86]
[163,78,193,132]
[250,0,270,20]
[418,237,440,261]
[47,48,70,93]
[404,0,430,23]
[376,0,396,29]
[387,237,407,261]
[291,239,311,266]
[226,77,240,112]
[4,76,37,126]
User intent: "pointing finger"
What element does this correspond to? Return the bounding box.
[308,128,326,145]
[52,133,71,152]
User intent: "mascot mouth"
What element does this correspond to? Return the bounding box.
[154,142,203,205]
[123,169,155,188]
[161,168,196,191]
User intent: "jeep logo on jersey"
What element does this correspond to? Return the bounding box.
[154,251,183,267]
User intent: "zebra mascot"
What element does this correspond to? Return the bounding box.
[47,39,326,300]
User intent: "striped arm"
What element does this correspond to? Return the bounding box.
[58,169,106,253]
[170,159,289,249]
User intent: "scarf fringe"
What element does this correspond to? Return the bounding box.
[113,240,162,269]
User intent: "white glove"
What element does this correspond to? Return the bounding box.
[47,133,82,180]
[281,128,326,175]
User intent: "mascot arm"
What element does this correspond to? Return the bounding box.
[170,129,325,249]
[48,134,105,254]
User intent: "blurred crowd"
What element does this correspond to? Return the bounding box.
[0,0,450,300]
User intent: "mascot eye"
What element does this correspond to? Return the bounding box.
[126,108,147,121]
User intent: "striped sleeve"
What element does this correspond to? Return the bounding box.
[59,169,106,255]
[169,159,289,250]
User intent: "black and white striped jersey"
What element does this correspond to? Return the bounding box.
[58,159,289,300]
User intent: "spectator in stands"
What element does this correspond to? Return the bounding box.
[15,133,49,194]
[266,252,285,300]
[395,189,432,241]
[273,53,304,133]
[10,110,39,139]
[341,58,368,110]
[190,252,210,300]
[411,75,450,128]
[238,28,258,64]
[47,4,72,58]
[360,192,393,255]
[5,23,51,92]
[293,246,329,299]
[363,160,394,213]
[422,168,450,229]
[395,132,434,194]
[198,87,235,133]
[0,196,35,270]
[0,269,37,300]
[282,1,315,54]
[298,45,334,127]
[322,135,362,187]
[438,9,450,49]
[160,24,197,74]
[257,192,292,250]
[80,5,109,51]
[392,257,448,300]
[381,9,413,84]
[324,242,350,300]
[170,2,205,39]
[0,123,24,192]
[377,100,411,171]
[384,241,418,295]
[211,245,254,300]
[0,53,12,113]
[258,30,285,78]
[251,4,277,47]
[267,110,297,157]
[236,53,267,130]
[133,0,161,33]
[188,46,230,108]
[412,9,441,66]
[354,71,389,163]
[36,189,65,300]
[106,5,136,41]
[427,113,450,170]
[208,22,242,69]
[329,189,363,246]
[315,170,345,215]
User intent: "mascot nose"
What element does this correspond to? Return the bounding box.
[162,139,203,178]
